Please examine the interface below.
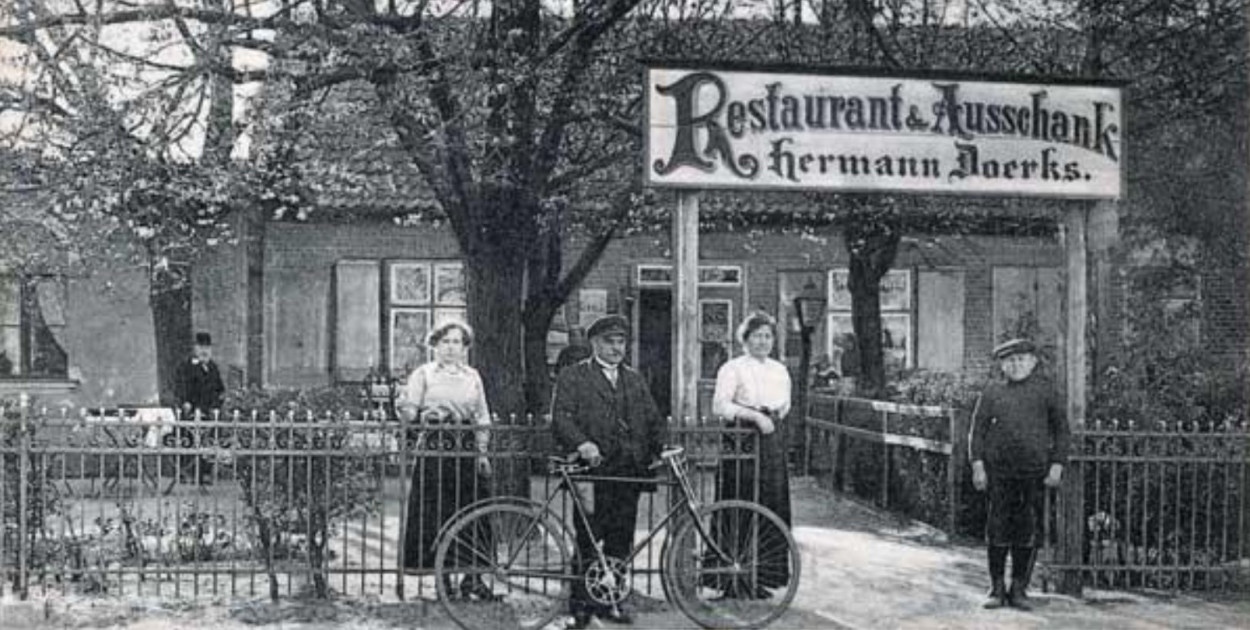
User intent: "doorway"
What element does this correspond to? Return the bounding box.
[636,288,672,419]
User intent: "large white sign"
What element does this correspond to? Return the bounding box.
[646,65,1123,199]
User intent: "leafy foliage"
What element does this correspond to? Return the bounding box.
[220,386,382,599]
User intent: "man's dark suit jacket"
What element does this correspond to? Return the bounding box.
[551,358,667,477]
[174,358,225,413]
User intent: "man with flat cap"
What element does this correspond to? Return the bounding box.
[970,338,1069,611]
[173,331,226,484]
[551,314,666,628]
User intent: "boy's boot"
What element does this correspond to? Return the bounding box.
[1007,546,1034,610]
[983,546,1009,609]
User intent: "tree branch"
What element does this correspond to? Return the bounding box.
[532,0,643,191]
[552,185,637,305]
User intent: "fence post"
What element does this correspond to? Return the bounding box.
[880,407,890,509]
[16,393,29,600]
[1058,452,1085,596]
[947,408,960,535]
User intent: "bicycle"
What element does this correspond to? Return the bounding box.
[432,445,800,630]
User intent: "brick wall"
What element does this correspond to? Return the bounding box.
[214,217,1076,389]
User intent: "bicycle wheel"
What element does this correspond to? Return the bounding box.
[662,500,800,629]
[435,502,574,630]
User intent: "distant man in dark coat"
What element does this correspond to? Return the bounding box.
[551,314,666,629]
[970,338,1069,611]
[175,332,225,414]
[173,332,225,483]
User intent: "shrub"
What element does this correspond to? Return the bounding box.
[220,386,382,600]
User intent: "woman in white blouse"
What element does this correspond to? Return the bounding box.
[711,311,793,597]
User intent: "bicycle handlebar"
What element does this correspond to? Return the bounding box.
[551,445,686,472]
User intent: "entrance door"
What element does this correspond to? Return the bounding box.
[636,288,672,419]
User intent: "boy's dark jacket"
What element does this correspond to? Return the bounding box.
[551,359,667,477]
[970,373,1069,478]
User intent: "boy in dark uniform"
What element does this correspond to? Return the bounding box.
[970,338,1069,610]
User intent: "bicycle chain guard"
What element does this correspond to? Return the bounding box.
[585,556,631,606]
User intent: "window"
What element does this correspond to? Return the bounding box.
[385,261,466,376]
[0,275,69,379]
[636,264,743,287]
[827,269,913,375]
[699,299,733,379]
[332,259,468,382]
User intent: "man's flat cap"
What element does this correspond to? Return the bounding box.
[992,338,1036,360]
[586,314,630,340]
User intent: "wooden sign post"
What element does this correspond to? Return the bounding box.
[672,191,701,423]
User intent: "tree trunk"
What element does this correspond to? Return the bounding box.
[844,212,901,397]
[522,304,556,417]
[465,245,526,421]
[847,259,887,396]
[151,275,192,405]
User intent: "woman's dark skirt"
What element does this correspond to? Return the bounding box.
[709,423,792,589]
[403,429,491,570]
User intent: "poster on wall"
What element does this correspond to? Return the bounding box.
[578,289,609,326]
[829,269,910,311]
[826,312,912,374]
[881,313,913,370]
[880,270,912,310]
[390,308,430,376]
[699,300,733,379]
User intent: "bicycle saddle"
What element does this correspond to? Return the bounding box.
[547,453,589,474]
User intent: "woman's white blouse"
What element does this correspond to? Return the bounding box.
[400,361,492,426]
[712,355,792,421]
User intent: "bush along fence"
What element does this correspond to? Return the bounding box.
[0,397,758,602]
[803,394,1250,594]
[803,394,967,534]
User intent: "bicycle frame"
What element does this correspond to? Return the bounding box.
[500,451,731,573]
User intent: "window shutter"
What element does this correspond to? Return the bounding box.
[334,260,381,382]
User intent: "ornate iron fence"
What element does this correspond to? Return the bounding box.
[803,394,1250,594]
[1044,418,1250,593]
[0,399,757,602]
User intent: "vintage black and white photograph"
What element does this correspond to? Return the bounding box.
[1,0,1248,628]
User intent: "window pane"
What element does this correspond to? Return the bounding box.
[882,313,912,371]
[880,270,912,311]
[434,264,466,306]
[0,327,17,376]
[35,279,66,326]
[389,308,430,377]
[828,270,852,310]
[0,278,17,326]
[390,262,431,305]
[434,308,466,327]
[29,312,67,377]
